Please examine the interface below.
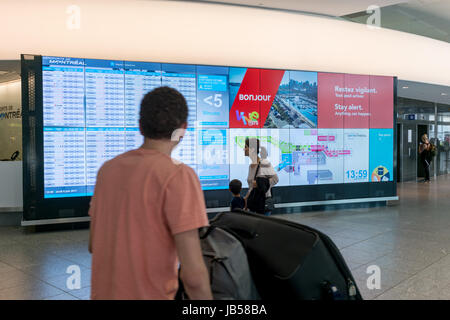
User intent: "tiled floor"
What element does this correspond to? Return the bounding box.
[1,175,450,299]
[0,227,91,300]
[279,175,450,300]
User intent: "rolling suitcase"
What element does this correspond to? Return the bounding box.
[209,211,363,300]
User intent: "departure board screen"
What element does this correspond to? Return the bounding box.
[42,56,394,199]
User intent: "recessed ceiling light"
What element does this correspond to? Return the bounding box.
[402,86,408,89]
[442,93,448,96]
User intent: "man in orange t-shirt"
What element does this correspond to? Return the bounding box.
[88,87,212,300]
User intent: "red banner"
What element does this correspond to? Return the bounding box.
[229,68,285,128]
[370,76,394,129]
[317,72,344,128]
[318,72,393,129]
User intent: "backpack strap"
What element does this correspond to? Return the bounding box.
[253,160,261,181]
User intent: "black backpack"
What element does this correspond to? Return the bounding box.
[246,162,270,214]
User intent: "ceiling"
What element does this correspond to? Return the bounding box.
[193,0,409,16]
[1,0,449,105]
[192,0,450,42]
[398,80,450,105]
[0,61,20,84]
[343,0,450,43]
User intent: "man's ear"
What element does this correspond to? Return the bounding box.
[171,124,187,143]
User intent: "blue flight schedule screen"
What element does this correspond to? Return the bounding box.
[161,64,197,127]
[124,62,162,127]
[85,127,125,195]
[196,66,229,128]
[44,127,87,198]
[85,59,125,127]
[197,129,229,190]
[42,56,231,199]
[42,57,85,127]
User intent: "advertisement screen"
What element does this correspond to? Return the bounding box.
[317,129,345,185]
[369,129,394,182]
[343,129,370,183]
[41,56,394,199]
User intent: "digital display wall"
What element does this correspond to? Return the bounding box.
[40,56,394,199]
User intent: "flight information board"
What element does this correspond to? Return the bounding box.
[41,56,394,199]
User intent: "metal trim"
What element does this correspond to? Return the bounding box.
[206,207,229,213]
[206,196,399,213]
[274,196,399,208]
[21,216,90,226]
[21,196,399,225]
[0,207,23,213]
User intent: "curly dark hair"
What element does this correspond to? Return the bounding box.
[139,86,188,140]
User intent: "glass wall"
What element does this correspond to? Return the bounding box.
[0,80,22,161]
[398,97,450,178]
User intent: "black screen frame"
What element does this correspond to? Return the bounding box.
[21,54,397,221]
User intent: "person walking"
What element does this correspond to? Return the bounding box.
[419,133,432,183]
[243,138,279,215]
[88,87,212,300]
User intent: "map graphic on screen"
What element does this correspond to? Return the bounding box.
[41,56,394,199]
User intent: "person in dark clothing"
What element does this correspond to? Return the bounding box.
[243,139,278,216]
[419,133,432,183]
[229,179,245,211]
[247,176,271,214]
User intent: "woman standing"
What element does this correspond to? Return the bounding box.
[243,138,279,215]
[419,133,432,183]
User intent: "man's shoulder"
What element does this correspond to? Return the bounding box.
[98,150,198,185]
[169,162,197,179]
[100,150,190,176]
[100,150,136,169]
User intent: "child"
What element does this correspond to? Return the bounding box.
[229,179,245,212]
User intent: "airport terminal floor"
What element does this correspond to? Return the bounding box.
[1,176,450,300]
